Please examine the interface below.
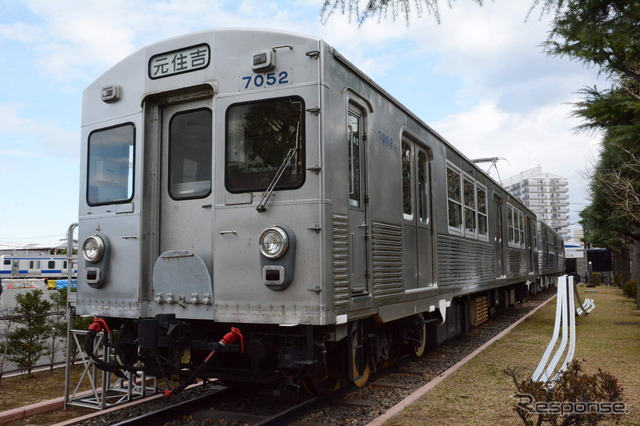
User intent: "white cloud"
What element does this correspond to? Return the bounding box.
[0,0,605,238]
[6,1,324,83]
[0,103,32,131]
[0,103,78,158]
[433,99,601,221]
[0,21,46,43]
[0,149,42,158]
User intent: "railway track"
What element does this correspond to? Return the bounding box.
[55,288,554,426]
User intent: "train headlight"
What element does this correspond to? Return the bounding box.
[259,226,289,259]
[82,235,105,263]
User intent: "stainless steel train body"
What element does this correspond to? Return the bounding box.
[76,28,563,390]
[537,221,565,286]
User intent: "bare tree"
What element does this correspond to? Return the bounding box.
[321,0,484,25]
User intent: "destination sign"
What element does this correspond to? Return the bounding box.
[148,43,210,79]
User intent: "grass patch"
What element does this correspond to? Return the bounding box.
[0,364,92,411]
[387,286,640,425]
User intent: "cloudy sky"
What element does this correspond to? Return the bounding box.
[0,0,603,244]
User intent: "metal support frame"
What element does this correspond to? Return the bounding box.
[63,223,158,410]
[63,325,157,410]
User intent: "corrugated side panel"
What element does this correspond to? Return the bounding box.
[371,222,404,298]
[437,234,494,286]
[332,214,350,310]
[506,249,528,277]
[541,251,551,273]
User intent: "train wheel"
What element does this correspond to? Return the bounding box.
[348,320,371,388]
[303,376,341,395]
[413,315,427,358]
[353,358,371,387]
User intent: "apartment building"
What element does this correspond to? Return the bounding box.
[502,166,570,238]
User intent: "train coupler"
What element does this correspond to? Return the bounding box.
[164,326,243,397]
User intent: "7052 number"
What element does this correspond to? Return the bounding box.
[242,71,290,89]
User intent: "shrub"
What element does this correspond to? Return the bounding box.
[623,280,638,299]
[505,360,625,425]
[614,273,624,288]
[591,272,602,286]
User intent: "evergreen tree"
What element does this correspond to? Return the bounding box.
[6,290,53,374]
[543,0,640,83]
[324,1,640,279]
[47,288,68,370]
[541,0,640,286]
[0,314,16,382]
[48,288,94,364]
[550,1,640,274]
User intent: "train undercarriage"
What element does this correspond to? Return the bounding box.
[84,283,535,397]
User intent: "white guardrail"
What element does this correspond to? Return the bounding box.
[531,275,595,386]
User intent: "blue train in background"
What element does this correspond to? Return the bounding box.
[0,254,76,292]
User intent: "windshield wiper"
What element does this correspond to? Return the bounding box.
[256,146,297,212]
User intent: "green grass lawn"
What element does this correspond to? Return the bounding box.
[387,286,640,425]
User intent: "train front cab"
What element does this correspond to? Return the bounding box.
[75,30,358,391]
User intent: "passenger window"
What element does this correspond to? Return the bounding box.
[226,97,304,193]
[508,205,515,243]
[447,166,462,230]
[48,261,55,269]
[347,109,362,208]
[464,178,476,234]
[169,109,212,199]
[507,204,525,247]
[518,212,525,246]
[418,150,430,225]
[402,141,413,220]
[477,186,488,237]
[87,124,135,206]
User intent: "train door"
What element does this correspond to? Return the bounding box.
[402,138,434,290]
[159,99,214,275]
[347,106,369,295]
[493,195,505,277]
[416,148,434,287]
[11,260,21,277]
[29,260,41,277]
[526,216,536,274]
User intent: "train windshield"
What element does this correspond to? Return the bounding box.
[87,124,135,206]
[225,97,305,193]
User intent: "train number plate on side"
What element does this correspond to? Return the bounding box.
[240,71,292,90]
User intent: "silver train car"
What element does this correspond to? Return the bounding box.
[538,221,565,285]
[76,28,564,393]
